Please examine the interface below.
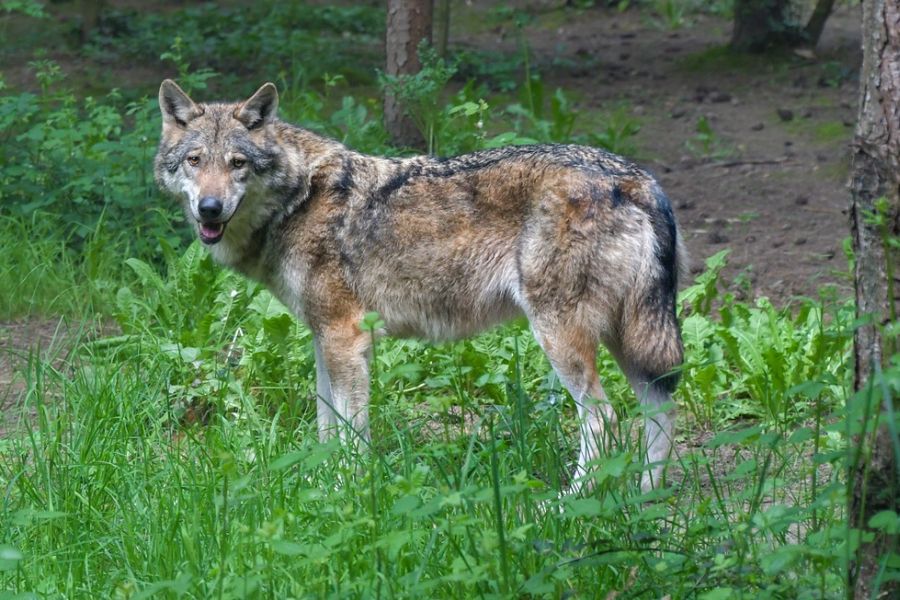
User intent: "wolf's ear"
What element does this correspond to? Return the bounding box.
[234,83,278,130]
[159,79,203,128]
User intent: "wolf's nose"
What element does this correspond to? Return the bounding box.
[198,197,223,220]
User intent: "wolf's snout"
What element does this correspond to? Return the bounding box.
[198,197,224,220]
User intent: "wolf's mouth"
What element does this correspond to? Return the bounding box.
[198,221,227,244]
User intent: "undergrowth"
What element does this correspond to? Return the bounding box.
[1,240,873,598]
[0,213,128,319]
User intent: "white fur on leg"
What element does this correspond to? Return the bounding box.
[574,394,614,489]
[315,330,372,459]
[327,366,371,450]
[632,380,675,492]
[314,338,337,442]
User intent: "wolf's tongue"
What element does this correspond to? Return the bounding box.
[201,223,224,238]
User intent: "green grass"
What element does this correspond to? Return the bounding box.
[781,118,853,146]
[677,45,794,76]
[0,214,127,319]
[813,121,852,144]
[0,243,866,598]
[0,329,853,598]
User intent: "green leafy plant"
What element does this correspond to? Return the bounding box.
[453,49,522,92]
[686,115,733,159]
[159,36,217,94]
[106,241,315,418]
[586,106,642,156]
[679,250,852,427]
[653,0,690,29]
[84,2,384,88]
[505,74,579,143]
[1,0,45,18]
[819,60,853,88]
[0,71,173,252]
[379,42,459,154]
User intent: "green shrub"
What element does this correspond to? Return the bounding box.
[0,63,180,254]
[85,2,384,88]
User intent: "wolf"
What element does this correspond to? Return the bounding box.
[155,80,686,491]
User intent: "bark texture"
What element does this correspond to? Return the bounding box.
[384,0,432,149]
[849,0,900,597]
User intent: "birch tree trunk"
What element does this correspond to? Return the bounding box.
[848,0,900,597]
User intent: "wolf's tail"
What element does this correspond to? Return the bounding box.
[617,183,685,393]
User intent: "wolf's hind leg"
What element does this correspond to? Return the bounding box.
[616,307,683,492]
[629,374,676,492]
[530,320,614,490]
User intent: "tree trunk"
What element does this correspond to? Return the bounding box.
[434,0,451,59]
[803,0,835,49]
[732,0,836,52]
[384,0,432,149]
[731,0,795,51]
[80,0,105,43]
[849,0,900,597]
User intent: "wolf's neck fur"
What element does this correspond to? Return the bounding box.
[269,122,412,215]
[272,123,346,206]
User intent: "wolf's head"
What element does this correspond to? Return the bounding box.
[155,80,283,246]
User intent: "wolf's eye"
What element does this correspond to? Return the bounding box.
[186,155,200,167]
[231,157,246,169]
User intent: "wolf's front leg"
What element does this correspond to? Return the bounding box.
[314,321,372,449]
[313,338,337,441]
